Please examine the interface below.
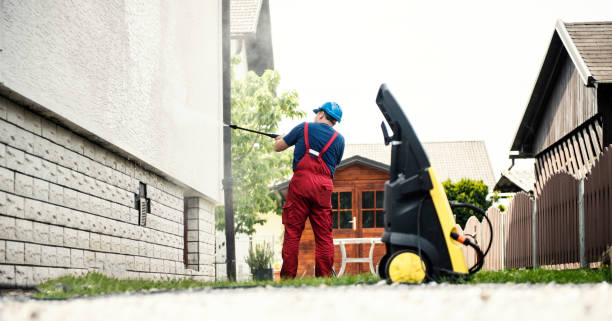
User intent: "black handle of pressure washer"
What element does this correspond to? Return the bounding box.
[229,125,279,139]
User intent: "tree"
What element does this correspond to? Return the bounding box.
[442,179,492,228]
[216,56,304,235]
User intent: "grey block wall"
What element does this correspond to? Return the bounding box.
[0,97,215,287]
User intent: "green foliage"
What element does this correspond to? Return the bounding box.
[245,242,274,273]
[216,56,304,235]
[442,179,492,228]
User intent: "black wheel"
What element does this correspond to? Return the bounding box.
[377,253,390,279]
[385,249,430,284]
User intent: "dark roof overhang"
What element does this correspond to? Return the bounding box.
[510,20,595,158]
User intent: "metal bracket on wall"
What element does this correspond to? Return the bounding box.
[136,182,150,226]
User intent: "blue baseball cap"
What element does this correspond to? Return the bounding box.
[313,101,342,122]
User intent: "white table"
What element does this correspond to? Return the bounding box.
[333,238,383,276]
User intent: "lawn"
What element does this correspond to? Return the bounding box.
[33,267,610,299]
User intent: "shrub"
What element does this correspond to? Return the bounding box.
[245,242,273,273]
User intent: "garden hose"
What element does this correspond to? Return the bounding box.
[449,202,493,275]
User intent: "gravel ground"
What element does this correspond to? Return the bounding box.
[1,282,611,321]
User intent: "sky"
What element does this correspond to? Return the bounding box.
[268,0,612,182]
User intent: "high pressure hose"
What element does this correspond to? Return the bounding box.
[448,202,493,275]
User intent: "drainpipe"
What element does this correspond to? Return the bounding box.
[222,0,237,281]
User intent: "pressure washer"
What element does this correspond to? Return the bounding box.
[375,84,493,283]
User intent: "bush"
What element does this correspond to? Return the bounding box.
[442,179,492,228]
[245,242,273,273]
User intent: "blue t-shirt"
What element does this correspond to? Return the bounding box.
[283,122,345,177]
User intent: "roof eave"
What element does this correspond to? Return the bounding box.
[555,20,596,87]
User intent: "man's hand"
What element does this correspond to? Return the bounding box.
[274,134,289,152]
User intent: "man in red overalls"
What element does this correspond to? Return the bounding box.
[274,102,345,278]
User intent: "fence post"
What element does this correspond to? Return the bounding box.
[501,212,505,270]
[579,178,586,268]
[532,198,538,268]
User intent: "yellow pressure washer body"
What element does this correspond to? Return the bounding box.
[375,84,484,283]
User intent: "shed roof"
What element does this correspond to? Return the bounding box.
[493,170,535,193]
[511,20,612,156]
[230,0,263,37]
[343,142,496,189]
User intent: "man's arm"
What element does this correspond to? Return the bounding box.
[274,135,289,152]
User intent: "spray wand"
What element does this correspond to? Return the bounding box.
[224,124,279,139]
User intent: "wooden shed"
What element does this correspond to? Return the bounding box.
[275,142,495,276]
[511,21,612,190]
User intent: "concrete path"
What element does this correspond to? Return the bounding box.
[1,282,611,321]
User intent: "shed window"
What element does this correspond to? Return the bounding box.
[361,191,384,228]
[331,192,352,229]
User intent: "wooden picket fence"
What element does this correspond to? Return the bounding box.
[456,146,612,270]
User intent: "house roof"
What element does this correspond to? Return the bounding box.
[343,142,496,189]
[511,20,612,156]
[564,21,612,83]
[230,0,263,37]
[493,170,535,193]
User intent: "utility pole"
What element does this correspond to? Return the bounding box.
[222,0,237,281]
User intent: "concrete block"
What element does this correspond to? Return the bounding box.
[0,240,5,263]
[71,249,84,268]
[110,236,122,253]
[32,266,50,285]
[0,97,8,119]
[5,146,25,173]
[48,225,63,246]
[77,230,89,249]
[77,192,91,213]
[23,151,42,177]
[0,167,14,194]
[24,198,42,221]
[63,188,77,209]
[0,265,15,286]
[49,183,63,205]
[41,159,58,183]
[15,219,33,242]
[89,233,101,251]
[6,241,24,264]
[96,252,107,272]
[15,266,34,287]
[33,178,50,201]
[100,199,112,218]
[14,173,33,197]
[83,250,96,269]
[25,243,42,265]
[23,110,42,135]
[97,235,110,253]
[45,203,60,225]
[41,119,58,142]
[57,247,71,267]
[33,222,50,244]
[0,144,5,168]
[64,228,78,248]
[57,206,74,228]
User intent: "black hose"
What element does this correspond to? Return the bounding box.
[449,202,492,275]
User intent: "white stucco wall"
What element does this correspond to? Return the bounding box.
[0,0,223,201]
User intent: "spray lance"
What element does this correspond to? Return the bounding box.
[224,123,279,139]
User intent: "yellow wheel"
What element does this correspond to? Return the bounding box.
[385,250,428,284]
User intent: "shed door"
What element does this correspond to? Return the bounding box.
[331,188,359,274]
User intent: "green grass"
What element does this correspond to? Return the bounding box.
[34,272,381,299]
[34,267,610,299]
[467,267,611,284]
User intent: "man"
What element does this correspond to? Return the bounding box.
[274,101,345,278]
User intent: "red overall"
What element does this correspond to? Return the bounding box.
[281,122,339,278]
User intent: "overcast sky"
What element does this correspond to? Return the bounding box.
[268,0,612,182]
